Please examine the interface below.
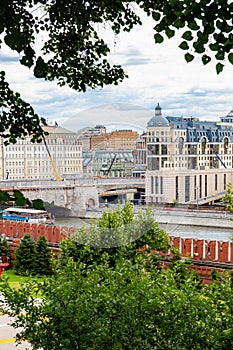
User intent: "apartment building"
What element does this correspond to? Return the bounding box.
[83,149,135,177]
[77,125,107,151]
[90,130,138,150]
[0,125,82,180]
[145,104,233,205]
[133,132,147,178]
[82,129,138,177]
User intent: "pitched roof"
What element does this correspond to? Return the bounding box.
[43,126,77,135]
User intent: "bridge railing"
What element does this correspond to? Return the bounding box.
[0,177,145,188]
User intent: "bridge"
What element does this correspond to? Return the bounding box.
[0,177,145,217]
[188,191,226,207]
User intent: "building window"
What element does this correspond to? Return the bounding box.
[151,176,154,194]
[201,137,207,154]
[160,176,163,195]
[224,173,226,190]
[199,175,202,198]
[178,137,184,154]
[185,176,190,202]
[205,175,207,197]
[224,137,229,154]
[148,157,159,171]
[148,145,159,155]
[155,176,159,194]
[161,145,167,155]
[215,174,218,191]
[194,175,197,200]
[176,176,179,201]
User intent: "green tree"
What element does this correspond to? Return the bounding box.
[1,258,233,349]
[0,1,232,143]
[14,234,36,275]
[34,236,54,275]
[0,189,10,208]
[31,198,45,210]
[0,238,11,262]
[0,189,31,208]
[222,183,233,213]
[222,183,233,240]
[12,189,30,207]
[60,202,170,268]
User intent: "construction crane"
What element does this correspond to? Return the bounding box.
[214,152,227,169]
[42,134,63,181]
[102,154,117,176]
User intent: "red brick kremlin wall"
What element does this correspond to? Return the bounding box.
[1,220,233,284]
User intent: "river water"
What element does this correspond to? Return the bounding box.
[159,223,232,241]
[55,217,233,242]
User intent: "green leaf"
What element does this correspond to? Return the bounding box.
[154,33,164,44]
[209,43,218,52]
[20,46,35,68]
[184,53,194,63]
[188,21,200,31]
[152,12,161,21]
[34,56,47,78]
[228,53,233,65]
[202,54,211,65]
[216,20,223,31]
[194,42,205,53]
[216,62,224,74]
[174,19,185,29]
[215,51,225,60]
[179,41,189,50]
[182,31,193,41]
[165,28,175,39]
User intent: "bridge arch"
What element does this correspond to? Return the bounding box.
[87,198,96,208]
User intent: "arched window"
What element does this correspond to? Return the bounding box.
[178,137,184,154]
[223,137,229,154]
[201,137,207,154]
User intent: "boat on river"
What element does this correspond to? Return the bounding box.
[1,207,54,225]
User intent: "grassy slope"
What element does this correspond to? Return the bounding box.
[1,269,42,289]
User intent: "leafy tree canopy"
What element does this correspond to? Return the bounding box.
[0,0,232,143]
[222,183,233,213]
[60,202,170,269]
[14,233,37,275]
[0,187,45,210]
[141,0,233,73]
[1,258,233,349]
[0,238,11,261]
[14,234,54,276]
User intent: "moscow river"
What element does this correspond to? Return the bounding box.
[158,223,232,241]
[55,216,233,242]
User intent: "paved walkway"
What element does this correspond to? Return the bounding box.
[0,314,31,350]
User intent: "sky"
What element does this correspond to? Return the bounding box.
[1,9,233,134]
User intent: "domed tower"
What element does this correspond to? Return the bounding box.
[155,102,162,116]
[145,103,171,205]
[147,103,169,128]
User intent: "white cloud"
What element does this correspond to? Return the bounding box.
[1,11,233,132]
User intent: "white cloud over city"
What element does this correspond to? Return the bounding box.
[1,11,233,133]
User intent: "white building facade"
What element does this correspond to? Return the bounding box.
[0,126,82,180]
[145,104,233,205]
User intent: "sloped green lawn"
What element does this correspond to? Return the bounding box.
[1,269,42,289]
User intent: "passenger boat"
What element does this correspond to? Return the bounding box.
[2,207,54,225]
